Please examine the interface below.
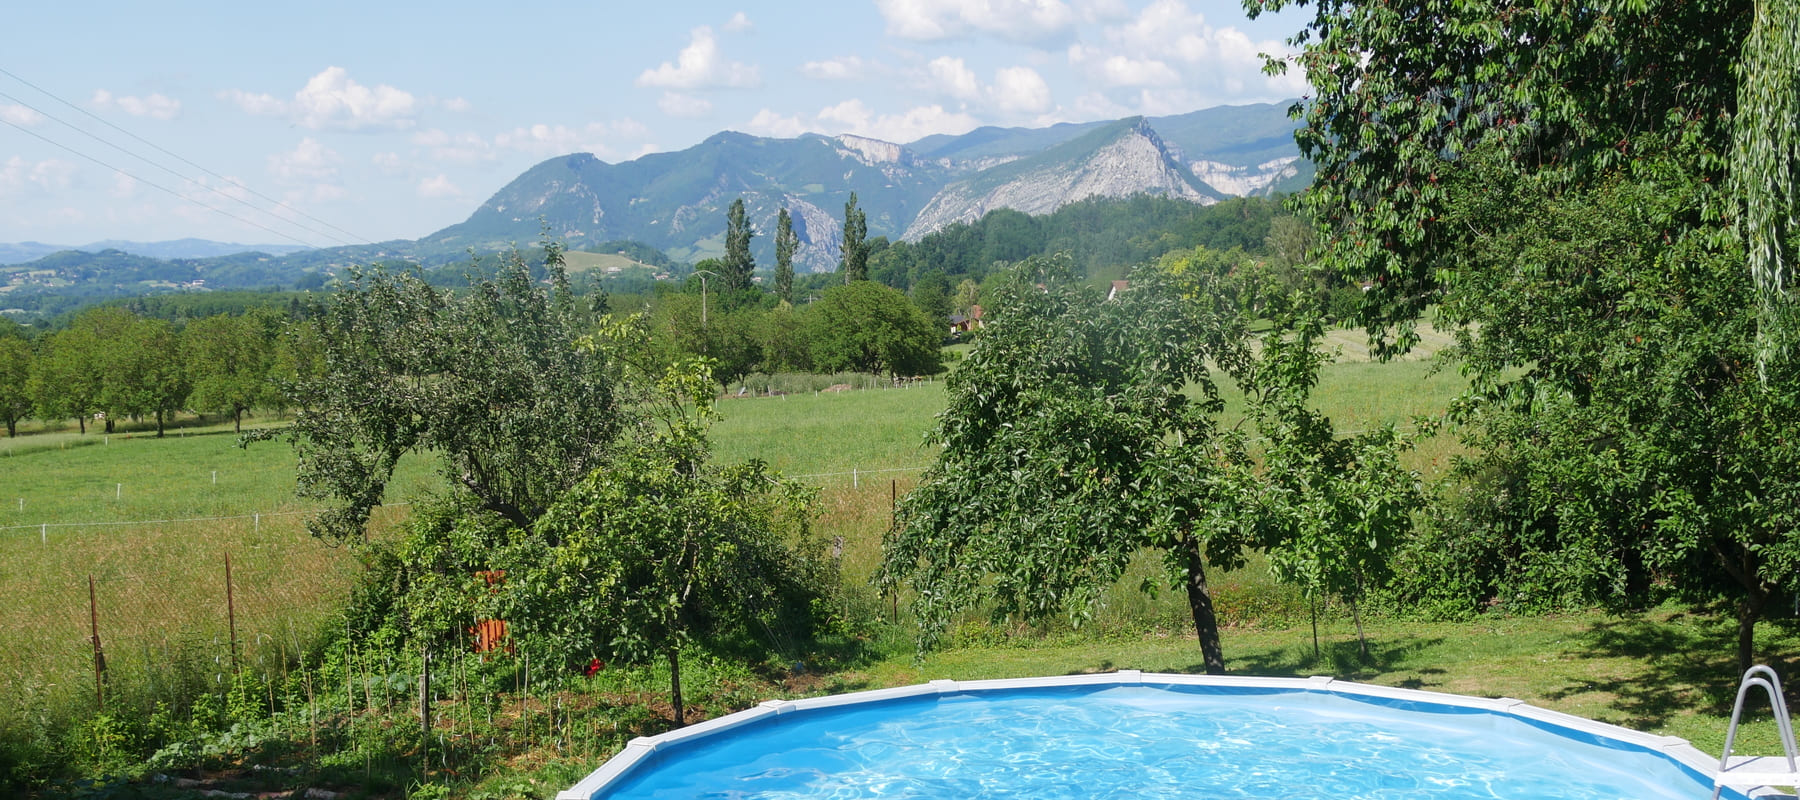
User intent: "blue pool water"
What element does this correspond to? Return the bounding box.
[597,684,1736,799]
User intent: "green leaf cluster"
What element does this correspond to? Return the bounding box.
[284,243,617,542]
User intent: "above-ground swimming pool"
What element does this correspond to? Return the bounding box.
[558,671,1755,799]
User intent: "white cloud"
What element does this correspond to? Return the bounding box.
[919,60,1052,115]
[441,96,473,113]
[991,66,1052,113]
[723,11,753,32]
[636,26,760,91]
[90,89,182,120]
[267,137,341,182]
[927,57,982,101]
[746,96,987,144]
[0,104,44,126]
[1072,0,1131,22]
[1092,54,1182,87]
[218,88,285,116]
[293,68,418,129]
[1062,0,1303,106]
[111,173,138,199]
[802,56,871,81]
[743,109,810,138]
[802,99,978,143]
[658,92,714,117]
[372,152,406,176]
[491,120,651,159]
[222,67,420,130]
[0,156,76,194]
[493,124,592,156]
[407,120,651,165]
[876,0,1077,44]
[413,128,496,163]
[417,174,462,199]
[1104,0,1283,71]
[297,183,348,203]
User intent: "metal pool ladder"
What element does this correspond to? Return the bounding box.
[1715,665,1800,798]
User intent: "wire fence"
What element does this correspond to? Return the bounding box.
[0,464,924,729]
[0,509,370,730]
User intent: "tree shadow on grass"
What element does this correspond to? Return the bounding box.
[1550,608,1800,730]
[1223,636,1448,682]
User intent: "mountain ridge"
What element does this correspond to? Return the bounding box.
[0,239,314,266]
[2,100,1307,320]
[425,100,1303,269]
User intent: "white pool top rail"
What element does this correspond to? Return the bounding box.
[557,671,1775,800]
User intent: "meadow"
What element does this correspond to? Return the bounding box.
[0,417,436,747]
[6,345,1794,795]
[0,351,1462,729]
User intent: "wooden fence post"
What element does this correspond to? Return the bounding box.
[225,552,239,673]
[89,575,105,708]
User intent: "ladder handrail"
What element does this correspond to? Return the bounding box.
[1720,664,1799,775]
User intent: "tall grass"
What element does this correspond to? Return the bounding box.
[0,415,437,783]
[0,353,1475,786]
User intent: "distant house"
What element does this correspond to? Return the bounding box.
[950,304,985,335]
[1107,280,1129,301]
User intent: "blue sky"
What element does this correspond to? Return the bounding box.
[0,0,1308,247]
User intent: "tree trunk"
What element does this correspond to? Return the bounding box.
[1711,540,1771,676]
[668,648,685,725]
[5,419,14,438]
[1179,534,1227,675]
[77,416,85,434]
[1309,594,1319,658]
[234,408,242,434]
[1739,590,1769,676]
[1351,574,1370,660]
[155,410,165,438]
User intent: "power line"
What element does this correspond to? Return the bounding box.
[0,65,375,247]
[0,89,357,249]
[1,117,329,250]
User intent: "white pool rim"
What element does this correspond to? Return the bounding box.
[557,670,1762,799]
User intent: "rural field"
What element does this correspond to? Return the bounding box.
[2,347,1795,793]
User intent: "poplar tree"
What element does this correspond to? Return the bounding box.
[840,193,868,282]
[774,207,798,303]
[722,197,755,292]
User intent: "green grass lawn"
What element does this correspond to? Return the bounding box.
[833,604,1800,759]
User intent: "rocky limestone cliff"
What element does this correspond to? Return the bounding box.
[781,194,843,274]
[1189,156,1302,196]
[833,134,908,165]
[902,119,1216,241]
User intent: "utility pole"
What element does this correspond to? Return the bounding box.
[693,268,718,326]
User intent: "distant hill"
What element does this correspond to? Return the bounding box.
[0,238,313,266]
[4,100,1308,319]
[423,101,1304,272]
[421,131,960,274]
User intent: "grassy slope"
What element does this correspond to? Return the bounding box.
[558,251,656,274]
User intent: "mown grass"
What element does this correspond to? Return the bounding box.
[0,416,439,528]
[854,604,1800,757]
